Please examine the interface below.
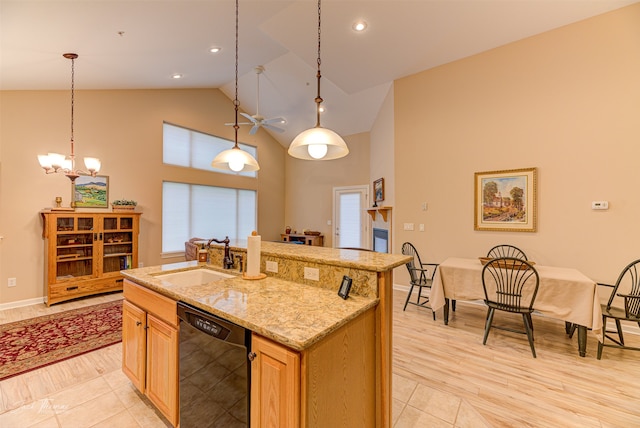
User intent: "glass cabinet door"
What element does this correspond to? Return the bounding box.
[54,216,95,280]
[102,216,134,274]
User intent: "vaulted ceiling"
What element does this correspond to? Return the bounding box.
[2,0,636,146]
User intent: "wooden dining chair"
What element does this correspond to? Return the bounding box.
[597,258,640,359]
[401,242,438,320]
[481,257,540,357]
[487,244,528,260]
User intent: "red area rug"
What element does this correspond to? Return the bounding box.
[0,300,122,381]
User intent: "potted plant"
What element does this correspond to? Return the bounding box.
[111,199,137,211]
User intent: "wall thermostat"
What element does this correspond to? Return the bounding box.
[591,201,609,210]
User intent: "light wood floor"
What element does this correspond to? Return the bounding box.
[1,290,639,427]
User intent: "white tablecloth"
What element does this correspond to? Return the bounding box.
[430,257,603,339]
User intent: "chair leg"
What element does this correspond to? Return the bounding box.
[417,286,424,306]
[403,285,415,311]
[522,313,536,358]
[452,299,456,312]
[597,339,604,360]
[615,319,624,345]
[483,307,495,345]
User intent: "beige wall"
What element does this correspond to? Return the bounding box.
[394,4,640,285]
[0,88,285,304]
[285,132,370,248]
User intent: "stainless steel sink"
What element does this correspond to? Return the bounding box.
[154,268,234,286]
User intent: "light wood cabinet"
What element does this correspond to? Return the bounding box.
[251,334,301,428]
[41,211,141,306]
[122,280,179,427]
[251,307,376,428]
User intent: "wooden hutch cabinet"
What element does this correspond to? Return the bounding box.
[41,211,141,306]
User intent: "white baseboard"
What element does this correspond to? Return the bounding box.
[0,297,46,311]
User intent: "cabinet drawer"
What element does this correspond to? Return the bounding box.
[124,280,177,327]
[49,277,123,300]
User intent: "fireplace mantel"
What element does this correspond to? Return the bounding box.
[367,206,392,222]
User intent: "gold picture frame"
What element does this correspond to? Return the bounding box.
[72,175,109,208]
[474,167,537,232]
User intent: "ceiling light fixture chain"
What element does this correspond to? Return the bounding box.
[315,0,322,127]
[288,0,349,161]
[37,53,101,191]
[211,0,260,173]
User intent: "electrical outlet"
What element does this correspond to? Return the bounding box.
[419,224,425,232]
[8,277,16,287]
[304,267,319,281]
[266,261,278,273]
[138,262,144,268]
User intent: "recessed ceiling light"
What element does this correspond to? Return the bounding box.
[172,73,183,79]
[210,47,221,53]
[352,20,367,32]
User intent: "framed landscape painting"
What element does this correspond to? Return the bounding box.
[474,167,537,232]
[73,175,109,208]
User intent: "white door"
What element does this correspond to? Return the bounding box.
[333,186,369,249]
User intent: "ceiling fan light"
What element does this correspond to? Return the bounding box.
[211,147,260,172]
[288,127,349,160]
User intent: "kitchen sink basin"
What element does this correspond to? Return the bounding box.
[154,268,234,287]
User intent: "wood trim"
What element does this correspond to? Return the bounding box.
[123,279,177,327]
[376,270,393,428]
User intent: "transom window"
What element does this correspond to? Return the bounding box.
[163,122,257,177]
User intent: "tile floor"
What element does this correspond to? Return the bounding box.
[0,292,488,427]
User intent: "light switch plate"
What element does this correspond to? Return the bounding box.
[403,223,414,231]
[591,201,609,210]
[304,267,319,281]
[266,261,278,273]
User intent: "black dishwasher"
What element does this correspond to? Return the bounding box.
[177,302,251,428]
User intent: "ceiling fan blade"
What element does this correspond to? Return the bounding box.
[240,112,258,124]
[249,125,260,135]
[263,124,285,133]
[263,117,286,125]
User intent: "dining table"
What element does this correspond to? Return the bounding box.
[430,257,603,357]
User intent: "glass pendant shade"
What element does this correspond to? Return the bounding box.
[211,147,260,172]
[211,0,260,173]
[288,127,349,160]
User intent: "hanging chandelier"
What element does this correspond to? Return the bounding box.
[37,53,101,182]
[288,0,349,161]
[211,0,260,173]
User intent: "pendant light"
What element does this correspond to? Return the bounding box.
[211,0,260,173]
[288,0,349,161]
[37,53,101,181]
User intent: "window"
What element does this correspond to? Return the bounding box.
[162,182,256,254]
[163,122,257,177]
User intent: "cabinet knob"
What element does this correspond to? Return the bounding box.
[248,352,257,361]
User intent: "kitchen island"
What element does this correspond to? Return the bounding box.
[122,242,409,427]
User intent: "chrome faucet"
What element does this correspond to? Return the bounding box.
[207,236,234,269]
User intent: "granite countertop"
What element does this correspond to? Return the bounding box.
[121,262,379,351]
[202,239,411,272]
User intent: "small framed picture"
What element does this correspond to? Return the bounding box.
[73,175,109,208]
[373,178,384,203]
[338,275,353,300]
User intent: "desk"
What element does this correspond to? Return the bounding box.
[430,257,603,357]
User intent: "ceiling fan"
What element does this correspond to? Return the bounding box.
[228,65,286,135]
